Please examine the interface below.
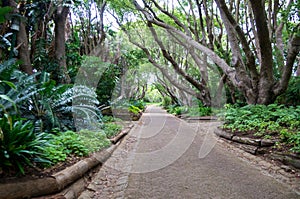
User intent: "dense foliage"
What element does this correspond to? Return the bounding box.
[0,59,124,174]
[0,0,299,177]
[165,99,212,117]
[0,115,49,174]
[43,130,111,166]
[221,104,300,153]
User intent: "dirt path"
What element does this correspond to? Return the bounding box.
[79,105,299,199]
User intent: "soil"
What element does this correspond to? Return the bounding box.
[0,155,86,183]
[0,121,132,184]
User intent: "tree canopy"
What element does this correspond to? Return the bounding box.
[0,0,299,177]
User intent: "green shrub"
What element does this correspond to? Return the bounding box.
[162,96,172,108]
[0,115,49,174]
[277,77,300,106]
[167,105,184,115]
[103,123,122,138]
[43,131,89,165]
[42,138,67,164]
[102,116,115,123]
[222,104,300,133]
[289,132,300,153]
[279,129,300,153]
[166,104,175,113]
[43,129,111,166]
[102,116,122,123]
[130,100,146,111]
[221,104,300,152]
[78,129,111,152]
[173,107,182,115]
[188,106,212,116]
[167,105,212,116]
[128,105,141,115]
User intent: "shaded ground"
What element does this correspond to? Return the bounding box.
[0,155,85,183]
[0,122,131,184]
[79,105,299,198]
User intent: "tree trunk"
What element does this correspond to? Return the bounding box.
[17,19,33,74]
[5,0,33,74]
[132,0,299,105]
[249,0,275,104]
[297,59,300,77]
[274,33,300,94]
[54,5,71,84]
[147,23,211,106]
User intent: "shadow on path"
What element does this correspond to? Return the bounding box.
[79,105,299,199]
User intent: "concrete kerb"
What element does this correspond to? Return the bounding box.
[0,124,134,199]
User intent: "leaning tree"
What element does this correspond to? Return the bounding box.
[108,0,300,105]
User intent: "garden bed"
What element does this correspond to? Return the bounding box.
[213,104,300,173]
[0,124,134,199]
[214,127,300,171]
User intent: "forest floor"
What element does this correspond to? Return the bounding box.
[0,155,85,183]
[78,105,300,198]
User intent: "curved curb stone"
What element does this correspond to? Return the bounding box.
[180,115,218,120]
[214,127,278,149]
[270,153,300,170]
[214,128,234,140]
[214,127,300,170]
[0,125,134,199]
[232,136,260,146]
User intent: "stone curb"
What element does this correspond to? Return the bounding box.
[0,125,134,199]
[214,127,278,151]
[179,115,218,120]
[214,127,300,170]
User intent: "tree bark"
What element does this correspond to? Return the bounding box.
[17,20,33,74]
[215,0,258,96]
[148,22,211,106]
[5,0,33,74]
[90,1,107,56]
[131,0,298,105]
[157,78,179,105]
[274,33,300,94]
[296,59,300,77]
[54,4,71,84]
[249,0,275,104]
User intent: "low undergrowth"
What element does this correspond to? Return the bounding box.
[103,123,123,139]
[0,116,123,175]
[41,118,122,168]
[166,105,212,117]
[43,130,111,166]
[220,104,300,153]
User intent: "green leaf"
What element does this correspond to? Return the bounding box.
[0,7,12,24]
[0,94,17,111]
[0,80,16,90]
